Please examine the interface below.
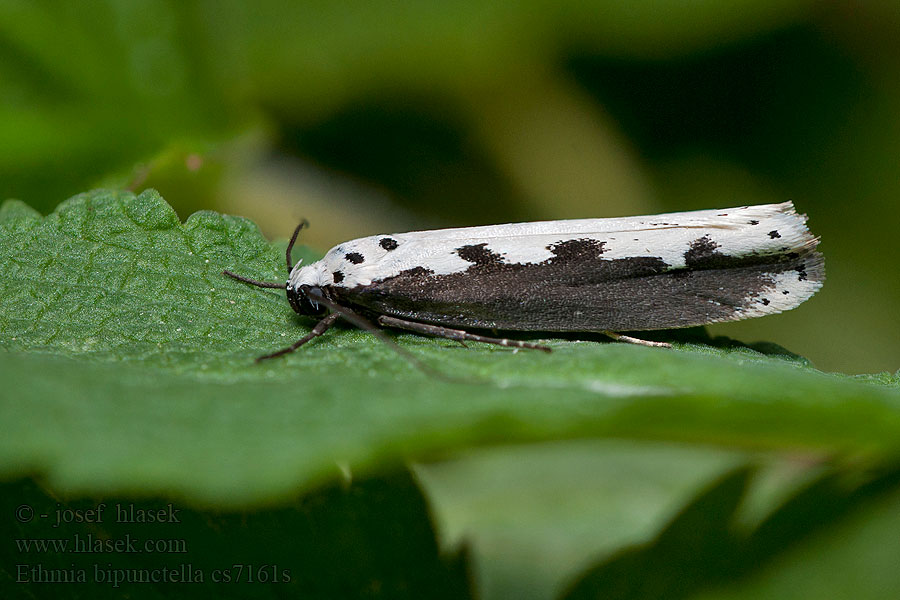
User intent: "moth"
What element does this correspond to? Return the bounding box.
[224,202,824,361]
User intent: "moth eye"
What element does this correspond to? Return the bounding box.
[379,238,399,251]
[345,252,365,264]
[333,271,345,283]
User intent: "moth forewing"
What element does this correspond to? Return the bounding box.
[318,202,823,332]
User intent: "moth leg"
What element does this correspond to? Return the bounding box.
[377,315,552,353]
[256,312,341,362]
[601,330,672,348]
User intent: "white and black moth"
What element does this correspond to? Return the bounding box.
[223,201,824,361]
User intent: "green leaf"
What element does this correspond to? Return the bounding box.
[1,189,899,507]
[416,440,752,600]
[691,477,900,600]
[561,463,900,600]
[0,1,237,209]
[562,465,754,600]
[418,440,900,600]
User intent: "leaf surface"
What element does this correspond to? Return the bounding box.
[1,189,898,506]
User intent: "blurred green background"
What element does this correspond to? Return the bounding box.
[2,0,898,374]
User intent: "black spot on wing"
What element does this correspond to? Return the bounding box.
[749,220,760,225]
[684,235,722,267]
[547,238,606,263]
[761,298,770,305]
[456,243,504,267]
[345,252,365,264]
[397,266,434,278]
[796,264,808,281]
[380,238,399,251]
[768,230,781,239]
[684,235,810,273]
[332,271,344,283]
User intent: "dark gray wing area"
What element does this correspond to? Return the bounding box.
[332,238,824,332]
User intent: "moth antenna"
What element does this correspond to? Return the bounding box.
[286,219,310,275]
[222,270,284,289]
[304,289,454,381]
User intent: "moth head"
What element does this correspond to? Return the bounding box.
[287,284,329,318]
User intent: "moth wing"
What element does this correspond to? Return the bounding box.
[329,202,823,331]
